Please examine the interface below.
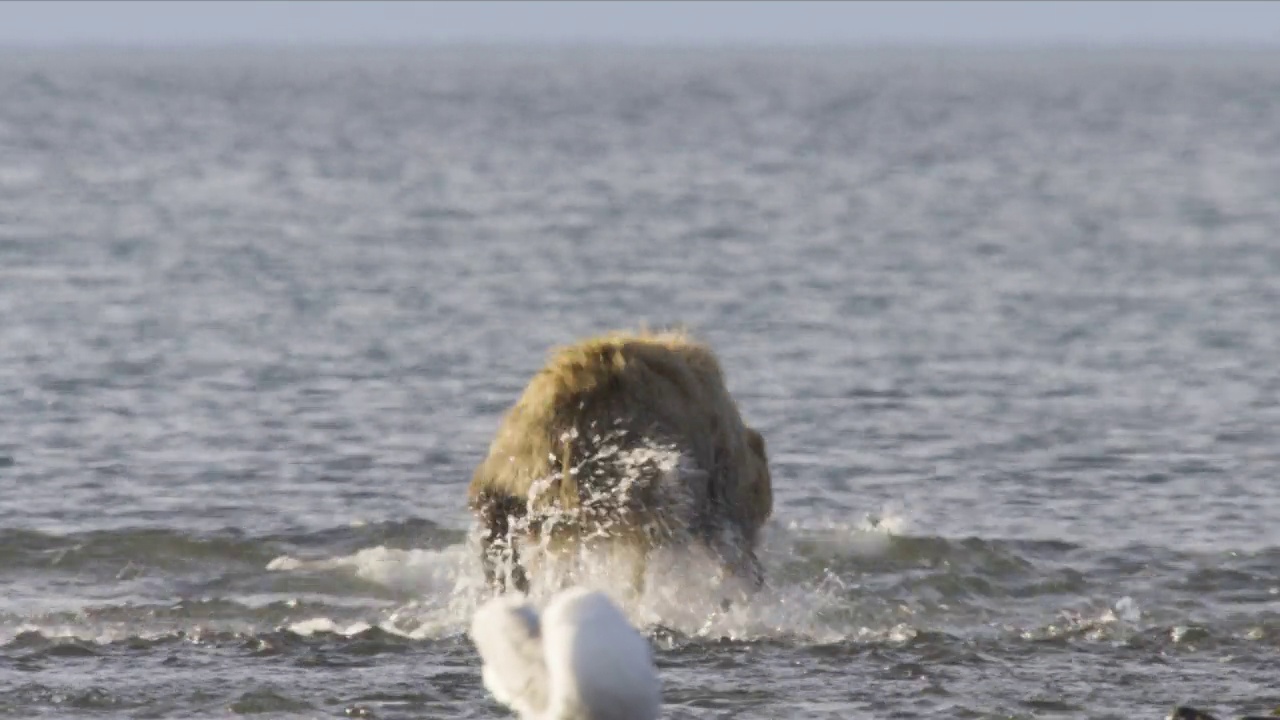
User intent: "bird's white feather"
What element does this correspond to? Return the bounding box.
[470,587,661,720]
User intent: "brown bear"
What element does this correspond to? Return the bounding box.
[467,329,773,595]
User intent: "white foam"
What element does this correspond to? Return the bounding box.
[782,505,912,558]
[287,617,373,637]
[1018,595,1148,642]
[266,544,469,597]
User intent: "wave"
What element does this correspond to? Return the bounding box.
[6,510,1280,657]
[7,602,1280,662]
[0,518,460,574]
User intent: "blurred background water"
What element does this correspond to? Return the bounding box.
[1,46,1279,719]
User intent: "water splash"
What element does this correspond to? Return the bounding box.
[265,505,918,645]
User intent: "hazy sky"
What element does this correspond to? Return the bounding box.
[1,1,1278,47]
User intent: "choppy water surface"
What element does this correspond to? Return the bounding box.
[2,46,1280,719]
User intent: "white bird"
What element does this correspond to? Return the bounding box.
[470,587,662,720]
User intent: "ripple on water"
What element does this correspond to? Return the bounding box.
[5,45,1280,719]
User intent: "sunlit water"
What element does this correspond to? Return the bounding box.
[2,46,1280,719]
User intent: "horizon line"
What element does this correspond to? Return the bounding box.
[2,38,1279,51]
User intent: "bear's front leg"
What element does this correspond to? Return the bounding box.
[475,492,530,594]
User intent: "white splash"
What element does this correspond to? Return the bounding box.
[1113,596,1142,624]
[258,503,923,645]
[253,472,925,645]
[470,587,661,720]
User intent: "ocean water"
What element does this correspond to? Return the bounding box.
[2,45,1280,719]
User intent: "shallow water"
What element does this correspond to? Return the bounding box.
[2,46,1280,719]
